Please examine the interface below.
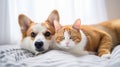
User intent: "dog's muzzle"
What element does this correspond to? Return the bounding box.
[35,41,44,52]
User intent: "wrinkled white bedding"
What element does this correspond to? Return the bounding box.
[0,44,120,67]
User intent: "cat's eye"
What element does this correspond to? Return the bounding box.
[31,32,36,38]
[44,31,51,37]
[57,36,64,40]
[72,36,80,42]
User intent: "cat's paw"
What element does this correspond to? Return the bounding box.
[101,54,111,59]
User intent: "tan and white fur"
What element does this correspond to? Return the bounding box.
[54,19,120,58]
[18,10,59,54]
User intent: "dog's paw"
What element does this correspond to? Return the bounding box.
[101,54,111,59]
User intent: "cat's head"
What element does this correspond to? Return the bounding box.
[54,19,82,49]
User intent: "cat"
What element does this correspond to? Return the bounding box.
[53,19,120,58]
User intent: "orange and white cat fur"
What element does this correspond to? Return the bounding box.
[54,19,120,58]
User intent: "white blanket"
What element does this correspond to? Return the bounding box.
[0,44,120,67]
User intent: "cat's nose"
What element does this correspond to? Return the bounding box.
[66,42,69,47]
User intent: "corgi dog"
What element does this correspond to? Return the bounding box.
[18,10,59,54]
[54,19,120,58]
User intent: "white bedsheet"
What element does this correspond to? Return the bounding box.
[0,44,120,67]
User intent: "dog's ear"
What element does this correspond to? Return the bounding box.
[18,14,33,32]
[46,10,59,27]
[54,20,62,32]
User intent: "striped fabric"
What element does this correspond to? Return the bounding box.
[0,44,120,67]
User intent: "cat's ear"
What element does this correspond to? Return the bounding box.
[72,19,81,31]
[54,20,62,32]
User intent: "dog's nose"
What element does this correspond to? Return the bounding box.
[35,41,44,50]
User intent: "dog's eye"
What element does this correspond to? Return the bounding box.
[69,37,72,39]
[44,31,51,37]
[31,32,36,38]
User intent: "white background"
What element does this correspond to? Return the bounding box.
[0,0,120,44]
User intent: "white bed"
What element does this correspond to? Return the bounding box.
[0,44,120,67]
